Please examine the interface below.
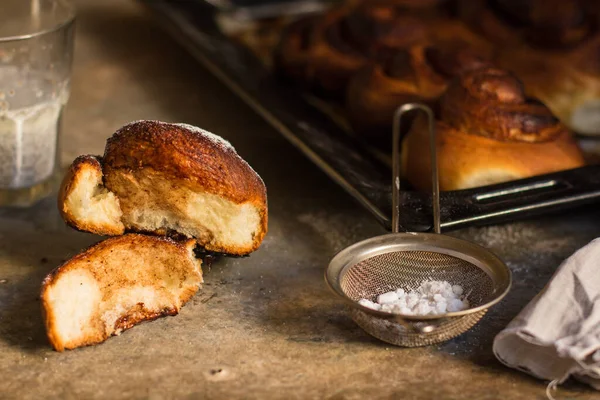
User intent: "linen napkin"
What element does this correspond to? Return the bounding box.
[493,238,600,390]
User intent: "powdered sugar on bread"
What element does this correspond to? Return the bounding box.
[119,120,233,150]
[173,123,234,150]
[172,121,265,186]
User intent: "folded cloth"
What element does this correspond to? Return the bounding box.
[493,238,600,390]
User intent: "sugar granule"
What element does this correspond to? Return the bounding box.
[358,280,469,316]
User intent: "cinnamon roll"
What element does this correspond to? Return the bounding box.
[275,4,433,96]
[459,0,600,135]
[346,39,493,145]
[402,68,586,191]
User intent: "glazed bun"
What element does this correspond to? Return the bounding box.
[402,68,586,191]
[459,0,600,135]
[275,4,432,96]
[59,121,268,256]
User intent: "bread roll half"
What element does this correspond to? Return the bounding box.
[59,121,268,256]
[41,234,202,351]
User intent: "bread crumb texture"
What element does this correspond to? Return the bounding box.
[41,234,202,351]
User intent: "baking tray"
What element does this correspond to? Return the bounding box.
[141,0,600,232]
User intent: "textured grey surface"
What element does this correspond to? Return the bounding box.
[1,1,600,399]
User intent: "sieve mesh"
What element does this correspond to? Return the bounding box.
[340,250,495,308]
[351,308,487,347]
[336,250,499,347]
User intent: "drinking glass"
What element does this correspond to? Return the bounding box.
[0,0,75,206]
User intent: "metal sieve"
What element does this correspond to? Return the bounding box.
[325,103,512,347]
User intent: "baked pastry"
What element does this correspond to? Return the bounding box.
[402,68,586,191]
[459,0,600,135]
[59,121,268,256]
[41,234,202,351]
[275,3,433,96]
[497,45,600,136]
[346,41,492,145]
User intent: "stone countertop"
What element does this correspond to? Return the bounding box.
[1,1,600,399]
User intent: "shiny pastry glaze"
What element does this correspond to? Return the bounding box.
[441,68,565,143]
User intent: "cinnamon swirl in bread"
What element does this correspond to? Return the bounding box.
[59,121,268,256]
[346,41,493,144]
[402,68,585,191]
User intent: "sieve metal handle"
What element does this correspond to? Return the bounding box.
[392,103,441,235]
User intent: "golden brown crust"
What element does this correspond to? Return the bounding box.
[403,68,586,191]
[41,234,201,351]
[404,120,586,191]
[58,121,268,255]
[58,155,125,236]
[102,121,268,254]
[103,121,266,207]
[440,68,565,142]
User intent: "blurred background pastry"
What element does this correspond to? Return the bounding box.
[275,2,443,97]
[402,68,586,191]
[346,42,493,146]
[271,0,600,180]
[459,0,600,136]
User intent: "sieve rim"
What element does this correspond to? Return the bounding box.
[325,232,512,321]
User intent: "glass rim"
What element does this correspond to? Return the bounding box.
[0,1,76,43]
